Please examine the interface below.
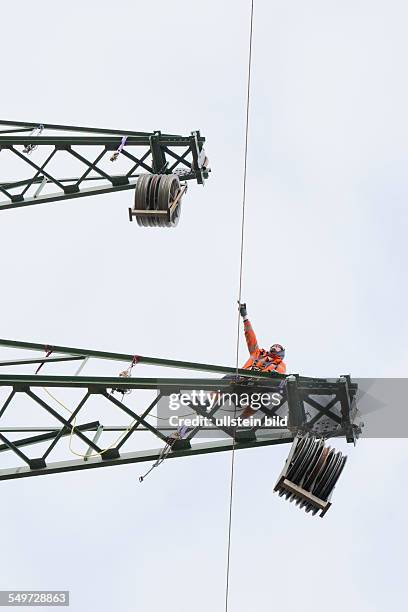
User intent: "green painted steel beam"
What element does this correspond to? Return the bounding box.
[0,376,352,397]
[0,119,185,138]
[2,175,138,190]
[0,434,294,481]
[0,355,83,368]
[0,375,283,389]
[0,338,287,380]
[0,181,137,211]
[0,136,204,147]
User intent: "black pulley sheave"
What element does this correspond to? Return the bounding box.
[274,435,347,516]
[133,173,183,228]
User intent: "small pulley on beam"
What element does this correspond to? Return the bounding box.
[129,173,186,228]
[274,435,347,517]
[109,356,139,396]
[22,124,44,154]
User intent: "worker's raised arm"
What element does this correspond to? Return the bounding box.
[239,303,259,356]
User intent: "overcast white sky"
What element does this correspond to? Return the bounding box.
[0,1,407,610]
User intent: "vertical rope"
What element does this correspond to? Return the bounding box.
[224,2,255,611]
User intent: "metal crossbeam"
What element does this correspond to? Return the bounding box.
[0,436,294,482]
[0,338,359,481]
[0,120,209,211]
[0,337,287,380]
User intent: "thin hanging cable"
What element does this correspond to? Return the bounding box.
[224,1,255,611]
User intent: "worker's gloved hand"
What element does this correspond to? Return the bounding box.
[239,302,248,319]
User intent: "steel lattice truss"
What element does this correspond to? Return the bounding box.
[0,339,359,482]
[0,120,208,211]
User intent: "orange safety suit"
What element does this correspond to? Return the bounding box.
[242,319,286,374]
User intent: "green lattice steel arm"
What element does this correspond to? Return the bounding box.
[0,339,358,482]
[0,120,209,211]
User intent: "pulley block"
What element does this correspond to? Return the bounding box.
[274,435,347,517]
[129,173,186,227]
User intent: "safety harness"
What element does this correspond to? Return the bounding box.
[249,349,283,372]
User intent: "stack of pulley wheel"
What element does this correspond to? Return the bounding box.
[274,435,347,517]
[131,173,185,227]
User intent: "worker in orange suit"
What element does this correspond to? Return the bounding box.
[238,302,286,420]
[239,303,286,374]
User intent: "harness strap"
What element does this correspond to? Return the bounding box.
[110,136,128,162]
